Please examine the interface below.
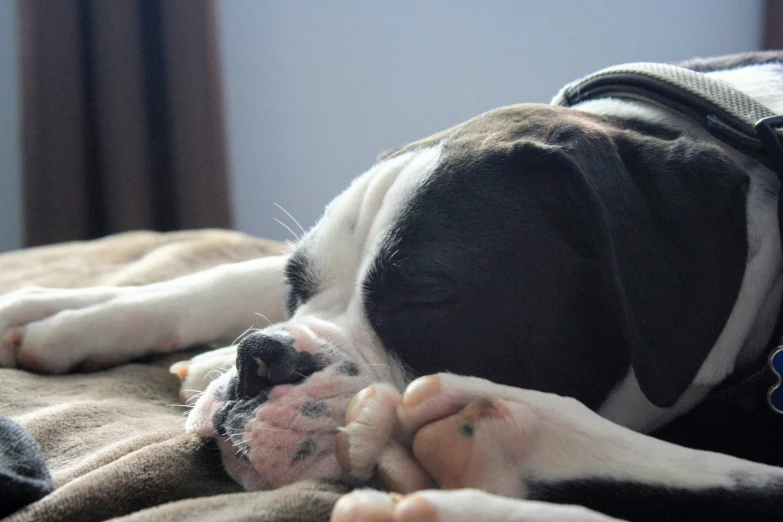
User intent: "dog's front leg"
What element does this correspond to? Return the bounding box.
[337,374,783,522]
[0,255,288,373]
[332,488,623,522]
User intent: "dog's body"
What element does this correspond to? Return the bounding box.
[2,52,783,521]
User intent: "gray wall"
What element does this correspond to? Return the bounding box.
[0,0,21,253]
[0,2,766,252]
[217,0,764,242]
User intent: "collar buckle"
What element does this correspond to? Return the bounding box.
[755,115,783,174]
[767,345,783,415]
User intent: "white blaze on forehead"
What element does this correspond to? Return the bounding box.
[301,143,445,315]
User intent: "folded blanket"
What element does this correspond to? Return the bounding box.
[0,230,350,521]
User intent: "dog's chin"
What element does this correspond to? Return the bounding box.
[187,366,376,490]
[217,431,348,491]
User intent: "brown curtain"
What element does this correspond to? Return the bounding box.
[20,0,231,247]
[766,0,783,49]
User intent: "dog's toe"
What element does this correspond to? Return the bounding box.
[411,397,535,497]
[170,360,191,381]
[331,489,399,522]
[175,345,237,404]
[335,383,433,492]
[331,489,623,522]
[335,384,403,478]
[0,327,23,367]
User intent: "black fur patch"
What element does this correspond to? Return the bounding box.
[528,476,783,522]
[336,361,359,376]
[301,401,328,418]
[217,375,239,401]
[284,249,318,316]
[213,395,265,440]
[292,439,317,462]
[362,105,748,410]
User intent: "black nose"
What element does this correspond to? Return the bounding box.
[235,332,322,400]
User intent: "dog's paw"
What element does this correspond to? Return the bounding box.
[335,383,434,492]
[170,345,238,404]
[337,373,630,498]
[0,285,189,373]
[331,488,624,522]
[0,286,129,371]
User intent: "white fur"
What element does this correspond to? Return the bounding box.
[304,143,443,320]
[434,374,783,489]
[0,255,289,372]
[288,144,444,391]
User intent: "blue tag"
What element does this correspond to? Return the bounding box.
[767,346,783,414]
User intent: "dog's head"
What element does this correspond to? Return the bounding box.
[186,104,749,490]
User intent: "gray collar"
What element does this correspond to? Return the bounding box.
[552,61,783,173]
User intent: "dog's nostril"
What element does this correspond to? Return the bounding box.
[235,332,322,399]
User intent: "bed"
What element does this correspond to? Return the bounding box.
[0,230,349,521]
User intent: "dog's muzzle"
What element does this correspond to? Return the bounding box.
[212,332,328,435]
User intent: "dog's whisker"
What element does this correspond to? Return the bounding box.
[181,389,207,394]
[205,368,227,381]
[274,203,307,237]
[244,426,296,433]
[203,370,220,381]
[358,363,392,370]
[230,325,258,348]
[180,390,207,403]
[253,313,274,327]
[273,218,300,242]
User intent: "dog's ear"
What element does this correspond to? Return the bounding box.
[544,129,749,407]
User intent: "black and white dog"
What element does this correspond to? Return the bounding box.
[2,52,783,521]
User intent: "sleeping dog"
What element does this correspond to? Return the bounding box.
[2,52,783,521]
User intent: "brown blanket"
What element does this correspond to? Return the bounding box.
[0,230,350,522]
